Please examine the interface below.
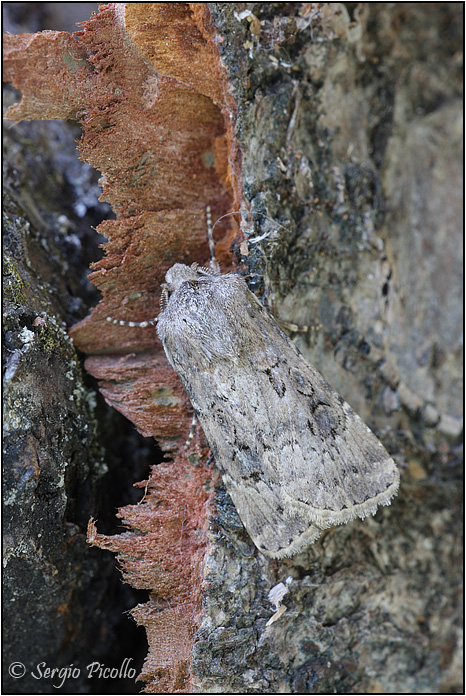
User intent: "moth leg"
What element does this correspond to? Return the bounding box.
[191,262,217,277]
[184,412,198,448]
[160,285,169,311]
[275,317,322,334]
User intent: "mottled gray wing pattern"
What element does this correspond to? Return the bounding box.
[157,268,399,558]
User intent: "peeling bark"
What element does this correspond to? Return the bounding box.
[3,3,463,694]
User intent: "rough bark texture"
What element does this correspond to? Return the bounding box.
[2,7,150,693]
[2,113,153,695]
[2,2,463,694]
[191,3,463,693]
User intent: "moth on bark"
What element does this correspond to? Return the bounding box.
[108,216,399,559]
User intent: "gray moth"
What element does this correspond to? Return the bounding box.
[109,256,400,559]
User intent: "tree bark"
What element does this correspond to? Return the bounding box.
[2,26,149,695]
[2,3,462,694]
[192,3,463,693]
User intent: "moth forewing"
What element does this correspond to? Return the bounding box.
[156,264,399,559]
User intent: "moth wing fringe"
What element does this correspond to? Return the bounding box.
[287,463,400,530]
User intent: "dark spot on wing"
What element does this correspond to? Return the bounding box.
[311,401,341,437]
[307,419,316,434]
[249,471,261,482]
[234,444,262,476]
[264,367,286,398]
[289,367,314,396]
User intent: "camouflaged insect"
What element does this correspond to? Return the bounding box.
[109,236,399,559]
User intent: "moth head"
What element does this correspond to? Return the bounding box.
[164,263,200,293]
